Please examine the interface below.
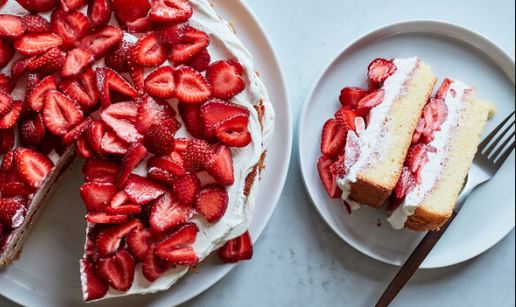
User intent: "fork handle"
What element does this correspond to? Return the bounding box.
[376,211,458,307]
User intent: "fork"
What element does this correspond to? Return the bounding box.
[376,111,516,307]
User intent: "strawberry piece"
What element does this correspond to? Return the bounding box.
[105,190,142,215]
[143,120,179,156]
[215,114,252,148]
[412,118,426,144]
[178,102,204,139]
[128,61,145,94]
[156,23,185,45]
[0,39,14,69]
[131,32,167,68]
[19,113,46,147]
[61,0,86,11]
[0,14,26,38]
[27,75,57,112]
[26,47,66,74]
[0,92,12,116]
[62,116,93,145]
[80,182,117,212]
[339,87,369,109]
[206,60,245,100]
[317,156,342,199]
[87,0,111,30]
[87,120,106,154]
[83,158,120,184]
[111,0,151,26]
[149,0,192,23]
[0,74,11,94]
[117,143,148,189]
[21,14,50,33]
[405,144,429,181]
[11,57,34,84]
[169,26,209,64]
[150,192,193,233]
[436,78,453,100]
[80,259,108,302]
[26,73,42,95]
[206,144,234,186]
[144,66,176,98]
[368,58,397,85]
[155,223,199,266]
[14,147,54,189]
[96,219,143,256]
[15,0,58,12]
[200,99,249,141]
[218,231,253,263]
[195,185,228,223]
[320,118,346,158]
[334,107,358,132]
[0,150,13,173]
[356,89,385,116]
[97,249,136,291]
[100,101,141,143]
[86,212,129,224]
[43,90,84,136]
[124,175,166,205]
[174,66,211,104]
[80,26,123,58]
[96,67,138,107]
[0,197,26,229]
[188,49,211,72]
[105,40,132,73]
[172,173,200,205]
[147,153,186,185]
[76,134,94,159]
[60,68,100,107]
[14,33,63,55]
[0,129,14,154]
[142,248,174,282]
[127,228,152,261]
[181,139,213,173]
[101,129,129,155]
[135,95,176,133]
[394,167,416,199]
[51,8,90,50]
[1,176,36,198]
[0,100,23,129]
[62,47,95,77]
[425,98,448,131]
[126,16,152,33]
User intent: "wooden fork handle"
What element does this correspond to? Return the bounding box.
[376,211,458,307]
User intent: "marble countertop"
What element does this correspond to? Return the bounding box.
[1,0,514,306]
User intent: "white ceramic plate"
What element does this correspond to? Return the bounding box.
[0,1,292,306]
[299,20,515,269]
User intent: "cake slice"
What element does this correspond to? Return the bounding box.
[388,79,495,231]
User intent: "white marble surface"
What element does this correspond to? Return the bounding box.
[1,0,515,306]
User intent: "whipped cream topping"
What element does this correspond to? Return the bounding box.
[387,81,469,229]
[337,57,419,210]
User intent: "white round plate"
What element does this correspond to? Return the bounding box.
[299,20,515,269]
[0,1,292,306]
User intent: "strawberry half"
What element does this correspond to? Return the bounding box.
[105,40,132,73]
[181,139,213,173]
[96,67,138,107]
[135,95,176,133]
[25,47,66,74]
[0,197,27,229]
[80,26,123,58]
[147,154,186,185]
[394,167,416,199]
[15,0,58,13]
[100,100,141,143]
[76,134,94,159]
[0,39,14,69]
[368,58,397,85]
[334,107,358,132]
[0,14,26,38]
[215,114,252,148]
[0,92,12,116]
[61,0,86,11]
[86,212,129,225]
[206,144,234,186]
[0,73,11,94]
[143,119,179,156]
[206,60,245,100]
[144,66,176,99]
[0,128,15,154]
[174,66,211,104]
[117,143,148,189]
[14,147,54,189]
[87,0,112,30]
[172,173,200,205]
[14,33,63,55]
[142,248,174,282]
[127,228,152,261]
[195,185,228,223]
[317,156,342,199]
[82,158,120,184]
[0,100,23,129]
[320,118,346,158]
[200,99,249,141]
[80,259,108,302]
[43,90,84,136]
[105,191,142,215]
[169,26,209,64]
[101,129,129,155]
[50,8,90,50]
[155,223,199,266]
[188,49,211,72]
[149,0,192,23]
[96,219,143,256]
[150,191,193,233]
[19,113,46,147]
[124,175,167,205]
[62,116,93,145]
[80,182,117,212]
[96,249,136,291]
[339,87,369,109]
[156,23,185,45]
[27,75,57,112]
[21,14,51,33]
[131,32,167,68]
[62,47,95,77]
[178,102,204,139]
[111,0,151,26]
[60,68,100,107]
[356,89,385,116]
[218,231,253,263]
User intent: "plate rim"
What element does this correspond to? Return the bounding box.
[298,19,515,269]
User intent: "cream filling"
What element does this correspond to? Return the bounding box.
[387,81,469,229]
[337,57,419,210]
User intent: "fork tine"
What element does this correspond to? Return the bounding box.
[485,120,515,158]
[495,139,515,168]
[479,111,515,151]
[491,131,515,162]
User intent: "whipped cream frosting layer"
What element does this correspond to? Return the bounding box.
[337,57,419,210]
[387,81,469,229]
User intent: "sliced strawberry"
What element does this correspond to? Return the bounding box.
[13,147,54,189]
[0,129,14,154]
[117,143,148,189]
[15,0,58,12]
[149,0,192,23]
[169,26,209,64]
[86,212,129,224]
[50,9,90,50]
[27,75,57,112]
[62,116,93,145]
[144,66,176,99]
[394,167,416,200]
[11,57,34,84]
[80,26,123,58]
[1,177,36,198]
[0,92,12,116]
[25,47,66,74]
[142,248,174,282]
[101,129,129,155]
[104,190,141,215]
[317,156,342,199]
[0,150,13,173]
[181,139,213,173]
[126,16,152,33]
[14,33,63,55]
[215,114,251,148]
[135,95,176,133]
[43,90,84,136]
[105,40,132,73]
[174,66,211,104]
[131,32,167,68]
[147,154,186,185]
[174,139,188,154]
[412,118,426,144]
[188,49,211,72]
[0,14,26,39]
[172,173,200,205]
[156,23,185,45]
[334,107,358,132]
[206,60,245,100]
[178,102,204,139]
[80,182,117,212]
[100,100,141,143]
[339,87,369,109]
[356,89,385,116]
[218,231,253,263]
[206,144,234,186]
[96,67,138,107]
[126,228,152,261]
[0,74,11,94]
[61,0,86,11]
[111,0,151,26]
[0,100,23,129]
[405,144,429,181]
[155,223,198,266]
[426,98,448,130]
[83,158,120,184]
[87,0,111,30]
[80,259,108,302]
[200,99,249,141]
[62,47,95,77]
[320,118,346,158]
[96,219,143,256]
[0,39,14,69]
[76,133,94,158]
[123,175,166,205]
[0,197,26,229]
[87,119,106,154]
[142,120,179,156]
[368,58,397,85]
[150,192,193,233]
[436,78,453,100]
[21,14,50,34]
[195,185,228,223]
[19,113,46,147]
[97,249,136,291]
[25,73,42,95]
[128,60,145,93]
[60,68,100,107]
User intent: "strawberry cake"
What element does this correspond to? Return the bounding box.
[0,0,274,302]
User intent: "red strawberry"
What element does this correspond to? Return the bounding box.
[15,0,58,12]
[334,107,358,132]
[27,75,57,112]
[124,175,167,205]
[142,120,179,156]
[0,92,12,116]
[0,100,23,129]
[96,67,138,107]
[87,0,111,30]
[135,95,176,133]
[61,0,86,11]
[101,129,129,155]
[62,117,93,145]
[80,259,108,302]
[147,153,186,185]
[215,114,252,148]
[19,113,46,147]
[156,23,185,45]
[96,219,143,256]
[339,87,369,109]
[100,100,141,143]
[368,58,397,85]
[144,66,176,99]
[86,212,129,225]
[405,143,429,180]
[25,47,66,74]
[218,231,253,263]
[0,39,14,69]
[62,47,95,77]
[426,98,448,130]
[0,197,26,229]
[80,182,117,212]
[394,167,416,199]
[126,16,152,34]
[20,14,50,34]
[142,248,174,282]
[82,158,120,184]
[60,68,100,107]
[87,120,106,154]
[150,192,193,232]
[149,0,192,23]
[172,173,200,205]
[436,78,453,100]
[320,118,346,158]
[117,143,148,189]
[174,66,211,104]
[127,228,152,261]
[0,129,14,154]
[188,49,211,72]
[96,249,136,291]
[105,190,142,215]
[200,99,249,141]
[43,90,84,136]
[195,185,228,223]
[25,73,42,95]
[14,33,63,55]
[128,59,145,94]
[0,74,11,94]
[317,156,342,199]
[11,57,34,84]
[80,26,123,58]
[182,139,213,173]
[13,147,54,189]
[178,103,204,139]
[51,8,90,50]
[206,60,245,100]
[76,134,94,159]
[131,32,167,68]
[155,223,199,266]
[0,14,26,38]
[0,150,13,172]
[105,40,132,73]
[111,0,151,26]
[356,89,385,116]
[169,26,209,64]
[206,144,234,186]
